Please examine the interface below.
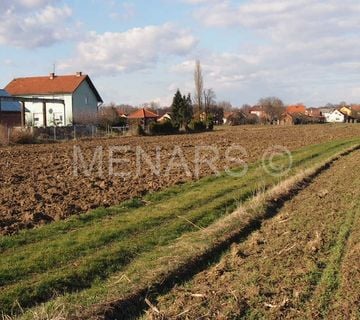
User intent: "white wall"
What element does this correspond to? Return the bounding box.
[22,94,72,127]
[17,79,100,127]
[325,110,345,123]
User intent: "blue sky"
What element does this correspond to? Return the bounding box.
[1,0,360,107]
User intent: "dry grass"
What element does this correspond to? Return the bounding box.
[2,302,68,320]
[0,125,8,145]
[9,128,36,144]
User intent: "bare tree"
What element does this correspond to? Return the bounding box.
[240,104,252,113]
[258,97,285,123]
[203,88,216,113]
[217,101,233,112]
[194,60,204,118]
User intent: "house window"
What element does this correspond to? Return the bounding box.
[84,95,89,105]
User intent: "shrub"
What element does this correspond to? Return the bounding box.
[136,125,146,136]
[149,121,178,135]
[207,120,214,131]
[188,120,207,132]
[0,125,8,145]
[206,115,214,131]
[10,129,36,144]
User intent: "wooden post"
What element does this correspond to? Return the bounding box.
[63,103,66,126]
[42,102,47,127]
[21,101,26,127]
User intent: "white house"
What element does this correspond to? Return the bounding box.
[5,72,103,127]
[324,109,345,123]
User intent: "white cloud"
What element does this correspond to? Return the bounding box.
[0,1,76,48]
[174,0,360,105]
[61,23,198,75]
[0,0,53,10]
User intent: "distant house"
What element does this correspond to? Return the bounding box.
[5,72,103,127]
[0,89,22,127]
[280,113,293,125]
[338,106,360,123]
[306,108,326,122]
[306,107,322,117]
[223,111,234,124]
[280,112,306,125]
[226,110,258,125]
[280,112,323,125]
[286,104,306,114]
[158,112,172,123]
[317,107,337,122]
[127,108,158,128]
[325,109,345,123]
[249,105,267,119]
[350,105,360,112]
[115,109,128,119]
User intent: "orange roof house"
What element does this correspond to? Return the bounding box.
[286,104,306,114]
[127,108,158,129]
[5,72,102,127]
[127,108,158,119]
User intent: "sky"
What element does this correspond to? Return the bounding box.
[1,0,360,107]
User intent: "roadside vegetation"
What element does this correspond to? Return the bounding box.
[1,138,359,318]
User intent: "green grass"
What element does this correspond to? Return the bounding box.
[309,205,359,317]
[0,138,359,316]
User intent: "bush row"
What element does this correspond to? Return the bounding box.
[148,119,214,135]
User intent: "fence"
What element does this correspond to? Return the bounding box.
[0,125,130,145]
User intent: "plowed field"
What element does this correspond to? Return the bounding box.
[1,124,360,235]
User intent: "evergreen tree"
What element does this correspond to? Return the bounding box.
[183,93,193,128]
[171,90,193,129]
[171,89,183,128]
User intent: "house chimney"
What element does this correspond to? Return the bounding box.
[50,72,55,79]
[76,71,82,77]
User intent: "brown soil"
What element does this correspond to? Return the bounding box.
[1,124,359,235]
[145,149,360,319]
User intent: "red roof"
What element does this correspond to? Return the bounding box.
[351,105,360,111]
[127,108,158,119]
[5,73,103,102]
[286,105,306,114]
